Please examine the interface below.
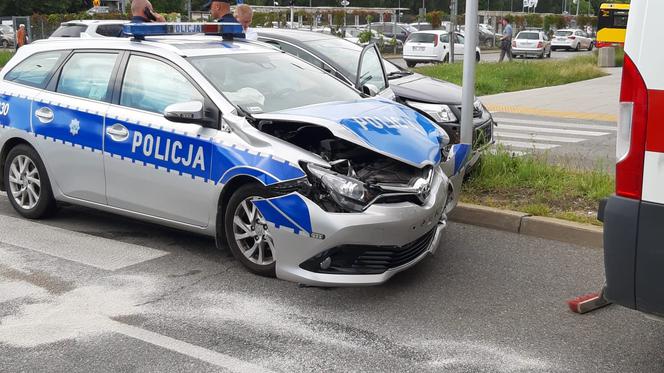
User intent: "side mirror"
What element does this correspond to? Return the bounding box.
[164,101,207,125]
[362,84,379,97]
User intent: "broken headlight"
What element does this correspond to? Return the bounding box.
[305,163,378,212]
[406,101,457,123]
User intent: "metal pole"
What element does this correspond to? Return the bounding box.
[291,5,294,29]
[187,0,192,21]
[576,0,580,16]
[449,0,456,63]
[460,0,478,146]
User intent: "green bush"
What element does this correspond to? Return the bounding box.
[358,30,372,44]
[0,51,13,68]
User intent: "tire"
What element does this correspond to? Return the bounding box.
[588,42,594,51]
[406,61,416,68]
[224,183,277,277]
[475,52,480,62]
[4,144,57,219]
[442,54,449,63]
[575,43,580,52]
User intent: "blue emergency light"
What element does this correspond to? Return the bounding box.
[122,22,245,40]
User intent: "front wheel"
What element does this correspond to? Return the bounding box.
[224,184,277,277]
[475,52,480,62]
[588,42,594,51]
[406,61,416,68]
[575,43,580,52]
[4,144,57,219]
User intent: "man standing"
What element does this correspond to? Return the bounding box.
[130,0,166,23]
[16,24,28,49]
[204,0,238,23]
[235,4,257,40]
[498,17,513,63]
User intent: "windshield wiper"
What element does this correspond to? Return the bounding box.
[387,70,413,79]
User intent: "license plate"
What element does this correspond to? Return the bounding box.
[413,46,425,51]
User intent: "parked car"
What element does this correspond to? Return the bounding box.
[256,29,494,170]
[368,22,417,42]
[403,31,481,67]
[49,20,128,39]
[551,29,594,51]
[599,0,664,317]
[0,25,14,49]
[512,30,551,59]
[87,6,111,15]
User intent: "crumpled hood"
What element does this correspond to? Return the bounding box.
[256,99,446,167]
[390,73,463,104]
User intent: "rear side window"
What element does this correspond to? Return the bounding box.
[555,31,573,37]
[4,50,68,88]
[517,32,539,40]
[51,25,87,38]
[56,52,118,101]
[95,24,126,37]
[407,33,436,43]
[120,55,204,114]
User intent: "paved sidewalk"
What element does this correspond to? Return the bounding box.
[481,68,622,122]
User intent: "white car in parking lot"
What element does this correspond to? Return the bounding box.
[403,30,481,67]
[551,29,594,51]
[512,30,551,59]
[49,20,128,39]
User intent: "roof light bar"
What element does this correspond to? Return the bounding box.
[123,22,245,40]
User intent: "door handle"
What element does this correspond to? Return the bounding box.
[35,107,54,124]
[106,123,129,142]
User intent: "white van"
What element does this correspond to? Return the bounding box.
[599,0,664,317]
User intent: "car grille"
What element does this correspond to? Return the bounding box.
[473,122,493,149]
[299,228,437,275]
[455,105,483,118]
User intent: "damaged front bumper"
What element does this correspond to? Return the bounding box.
[255,167,450,286]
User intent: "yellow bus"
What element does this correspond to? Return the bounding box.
[597,3,629,48]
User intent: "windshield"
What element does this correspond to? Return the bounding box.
[51,25,87,38]
[407,33,436,43]
[303,37,363,80]
[189,52,360,114]
[517,32,539,40]
[555,30,573,37]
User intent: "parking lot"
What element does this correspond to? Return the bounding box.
[1,194,663,372]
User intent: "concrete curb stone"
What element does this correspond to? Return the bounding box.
[450,203,603,249]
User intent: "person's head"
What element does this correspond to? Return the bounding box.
[205,0,231,20]
[235,4,253,30]
[501,18,509,26]
[19,24,25,29]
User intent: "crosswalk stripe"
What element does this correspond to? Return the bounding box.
[494,117,617,131]
[496,132,585,143]
[489,148,526,157]
[496,140,559,150]
[497,124,611,137]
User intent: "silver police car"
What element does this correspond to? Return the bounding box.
[0,24,469,286]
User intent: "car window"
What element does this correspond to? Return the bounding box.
[407,33,436,43]
[56,52,118,102]
[358,46,386,92]
[51,25,88,38]
[555,30,573,37]
[95,24,126,37]
[120,55,204,114]
[303,37,363,81]
[440,33,450,43]
[270,40,325,69]
[517,32,539,40]
[4,50,69,89]
[455,34,465,44]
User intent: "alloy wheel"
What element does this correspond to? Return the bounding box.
[232,198,275,266]
[8,155,41,210]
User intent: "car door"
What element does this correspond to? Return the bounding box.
[32,50,120,204]
[357,44,394,99]
[103,53,218,227]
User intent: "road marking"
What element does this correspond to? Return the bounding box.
[494,117,617,131]
[486,104,617,122]
[0,214,168,271]
[497,140,559,150]
[497,124,611,137]
[111,321,274,373]
[496,132,585,143]
[489,148,526,157]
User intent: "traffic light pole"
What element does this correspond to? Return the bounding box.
[460,0,478,146]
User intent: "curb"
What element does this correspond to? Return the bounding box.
[449,203,603,249]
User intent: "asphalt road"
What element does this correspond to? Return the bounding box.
[0,194,662,372]
[388,50,594,68]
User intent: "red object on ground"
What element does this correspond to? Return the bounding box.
[567,292,611,314]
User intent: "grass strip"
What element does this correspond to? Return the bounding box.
[462,148,614,225]
[415,54,608,96]
[0,51,13,68]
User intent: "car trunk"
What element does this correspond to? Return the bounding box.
[405,33,437,56]
[515,33,541,49]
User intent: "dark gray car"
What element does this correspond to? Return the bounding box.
[256,29,495,167]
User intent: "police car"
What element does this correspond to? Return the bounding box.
[599,0,664,316]
[0,23,469,286]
